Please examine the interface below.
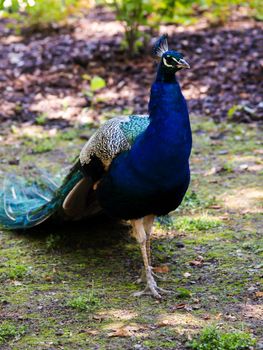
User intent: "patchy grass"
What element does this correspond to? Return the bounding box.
[23,137,56,154]
[35,113,48,126]
[174,215,222,232]
[6,264,29,280]
[0,322,26,345]
[67,289,101,312]
[0,116,262,349]
[188,326,256,350]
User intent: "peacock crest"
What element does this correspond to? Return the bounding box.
[152,34,169,57]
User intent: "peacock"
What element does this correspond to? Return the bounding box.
[0,35,191,298]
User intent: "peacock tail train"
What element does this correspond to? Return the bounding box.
[0,114,150,231]
[0,161,84,230]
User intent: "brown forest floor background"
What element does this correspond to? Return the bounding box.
[0,7,262,131]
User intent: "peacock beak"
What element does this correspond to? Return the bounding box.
[178,58,190,69]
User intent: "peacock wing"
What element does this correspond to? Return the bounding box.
[79,114,150,169]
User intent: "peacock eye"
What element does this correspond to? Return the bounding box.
[166,57,174,64]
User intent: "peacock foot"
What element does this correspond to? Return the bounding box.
[133,267,172,299]
[136,267,166,284]
[152,270,167,281]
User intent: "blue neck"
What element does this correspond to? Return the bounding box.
[127,66,192,173]
[149,67,189,129]
[155,63,178,83]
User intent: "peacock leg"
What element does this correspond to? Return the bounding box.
[143,215,155,265]
[136,215,154,283]
[131,218,162,299]
[143,215,166,282]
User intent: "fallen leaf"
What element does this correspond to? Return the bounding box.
[44,275,52,282]
[107,325,140,338]
[216,313,222,320]
[255,291,263,298]
[202,314,211,320]
[204,167,217,176]
[173,303,187,310]
[93,314,107,322]
[219,216,229,221]
[189,260,203,267]
[209,205,222,209]
[157,319,170,327]
[224,313,237,321]
[189,255,205,266]
[183,272,192,278]
[12,281,22,286]
[85,329,99,335]
[153,265,169,273]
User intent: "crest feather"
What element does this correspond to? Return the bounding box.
[152,34,169,58]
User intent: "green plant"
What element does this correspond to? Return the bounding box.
[174,216,221,232]
[67,290,101,312]
[0,322,26,344]
[188,326,256,350]
[179,190,216,211]
[31,138,55,153]
[105,0,156,55]
[35,113,47,125]
[177,287,192,298]
[249,0,263,20]
[8,264,28,279]
[59,129,78,141]
[227,104,241,120]
[90,76,106,92]
[45,234,63,250]
[0,0,91,30]
[82,75,107,109]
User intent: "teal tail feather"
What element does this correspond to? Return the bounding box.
[0,161,84,230]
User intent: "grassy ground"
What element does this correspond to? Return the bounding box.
[0,115,262,349]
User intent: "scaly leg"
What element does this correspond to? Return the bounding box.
[143,215,170,284]
[143,215,155,266]
[136,215,154,283]
[131,218,162,299]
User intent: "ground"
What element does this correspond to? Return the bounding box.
[0,7,262,350]
[0,115,262,349]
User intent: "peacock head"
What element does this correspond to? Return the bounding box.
[153,34,190,72]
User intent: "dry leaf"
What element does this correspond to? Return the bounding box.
[183,272,192,278]
[174,303,187,310]
[219,216,229,221]
[202,314,211,320]
[224,313,237,321]
[108,325,138,338]
[153,265,169,273]
[255,291,263,298]
[85,329,99,336]
[44,275,52,282]
[209,205,222,209]
[189,255,204,266]
[93,314,107,322]
[12,281,22,286]
[157,319,170,327]
[189,260,203,266]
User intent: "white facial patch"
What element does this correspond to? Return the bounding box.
[163,57,174,68]
[171,57,181,64]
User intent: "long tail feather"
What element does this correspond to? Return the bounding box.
[0,161,85,230]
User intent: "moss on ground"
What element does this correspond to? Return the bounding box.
[0,116,262,349]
